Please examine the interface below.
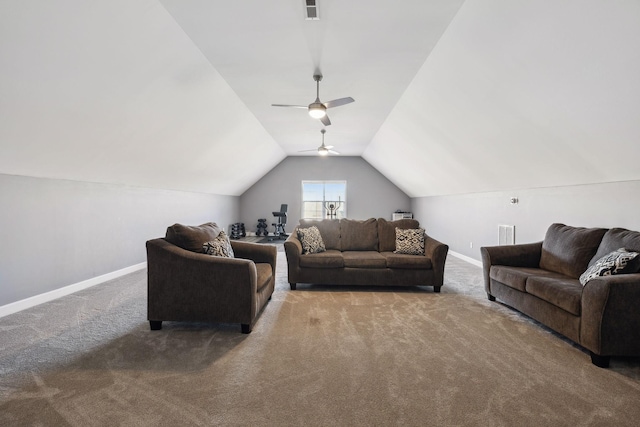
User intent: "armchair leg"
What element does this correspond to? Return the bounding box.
[150,320,162,330]
[241,323,252,334]
[290,283,297,290]
[487,293,496,302]
[590,352,610,368]
[433,286,441,293]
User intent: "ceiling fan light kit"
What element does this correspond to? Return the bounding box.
[308,102,326,118]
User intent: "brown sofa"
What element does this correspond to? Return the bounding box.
[481,223,640,367]
[284,218,448,292]
[146,222,276,333]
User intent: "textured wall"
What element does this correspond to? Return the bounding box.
[412,180,640,262]
[0,174,239,307]
[239,157,411,234]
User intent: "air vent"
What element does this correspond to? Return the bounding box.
[305,0,319,20]
[499,225,515,245]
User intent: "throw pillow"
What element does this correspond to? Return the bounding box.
[203,231,235,258]
[394,227,425,255]
[298,226,326,254]
[579,248,640,285]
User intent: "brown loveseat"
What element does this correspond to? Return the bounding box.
[481,223,640,367]
[146,222,276,333]
[284,218,448,292]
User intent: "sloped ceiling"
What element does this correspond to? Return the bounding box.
[364,0,640,197]
[1,1,639,197]
[0,0,286,195]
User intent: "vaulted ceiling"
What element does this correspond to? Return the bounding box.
[1,1,639,197]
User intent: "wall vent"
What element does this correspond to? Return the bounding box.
[305,0,319,20]
[499,225,515,245]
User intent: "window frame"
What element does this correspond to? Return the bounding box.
[301,180,347,220]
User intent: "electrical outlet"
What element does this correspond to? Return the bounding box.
[470,242,473,248]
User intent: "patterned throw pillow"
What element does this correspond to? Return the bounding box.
[203,231,235,258]
[579,248,639,285]
[298,226,326,255]
[394,227,425,255]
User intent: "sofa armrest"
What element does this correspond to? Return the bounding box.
[284,227,302,257]
[425,235,449,288]
[480,242,543,295]
[581,273,640,357]
[231,240,277,273]
[146,238,258,323]
[284,228,303,284]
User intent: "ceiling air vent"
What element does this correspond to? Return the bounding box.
[305,0,319,20]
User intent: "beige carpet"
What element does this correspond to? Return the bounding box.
[1,251,640,426]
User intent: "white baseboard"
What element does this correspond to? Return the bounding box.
[449,250,483,268]
[0,262,147,319]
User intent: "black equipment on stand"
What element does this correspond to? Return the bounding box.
[324,197,342,219]
[256,219,269,237]
[230,222,246,239]
[271,204,288,240]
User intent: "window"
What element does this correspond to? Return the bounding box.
[302,181,347,220]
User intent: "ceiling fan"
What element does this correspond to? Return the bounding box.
[299,129,339,156]
[272,74,354,126]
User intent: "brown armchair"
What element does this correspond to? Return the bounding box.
[146,223,276,333]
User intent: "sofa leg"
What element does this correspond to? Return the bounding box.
[590,352,610,368]
[241,323,252,334]
[290,283,297,290]
[433,286,441,293]
[487,293,496,302]
[150,320,162,330]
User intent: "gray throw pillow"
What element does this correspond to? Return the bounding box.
[394,228,425,255]
[579,248,639,285]
[298,226,326,255]
[203,231,235,258]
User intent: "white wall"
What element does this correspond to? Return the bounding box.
[239,157,411,234]
[0,174,239,307]
[412,180,640,261]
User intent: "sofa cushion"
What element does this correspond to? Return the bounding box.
[298,226,326,254]
[381,252,432,269]
[299,250,344,269]
[299,219,341,250]
[394,228,425,255]
[589,228,640,264]
[490,266,558,292]
[579,248,640,285]
[342,251,387,268]
[378,218,420,252]
[166,222,221,253]
[525,275,583,316]
[539,223,607,279]
[202,231,235,258]
[340,218,379,251]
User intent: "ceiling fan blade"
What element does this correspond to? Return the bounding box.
[324,145,334,149]
[328,150,340,155]
[298,149,319,152]
[271,104,307,108]
[324,97,354,108]
[320,115,331,126]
